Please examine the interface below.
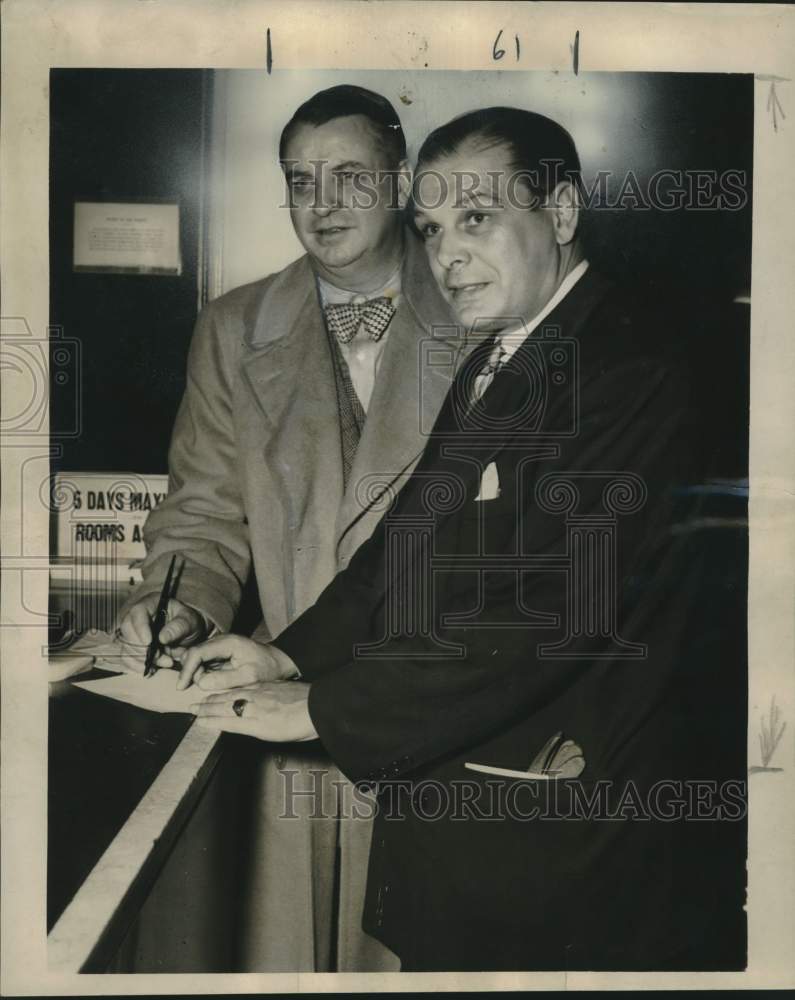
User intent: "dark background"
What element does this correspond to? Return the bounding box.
[50,70,752,478]
[50,69,210,474]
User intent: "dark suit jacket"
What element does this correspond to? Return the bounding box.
[275,269,747,971]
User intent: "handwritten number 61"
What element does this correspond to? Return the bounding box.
[493,29,520,61]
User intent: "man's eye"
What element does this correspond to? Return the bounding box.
[465,212,488,227]
[420,223,441,239]
[291,181,314,193]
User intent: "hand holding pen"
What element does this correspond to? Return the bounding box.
[144,554,184,676]
[117,555,213,675]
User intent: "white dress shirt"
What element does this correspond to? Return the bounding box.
[317,264,402,412]
[498,259,590,362]
[470,260,590,405]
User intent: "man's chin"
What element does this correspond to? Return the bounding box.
[311,241,363,271]
[451,302,501,331]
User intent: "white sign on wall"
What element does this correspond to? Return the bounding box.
[53,471,169,564]
[73,201,181,275]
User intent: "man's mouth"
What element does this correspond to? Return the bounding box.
[447,282,489,300]
[315,225,351,238]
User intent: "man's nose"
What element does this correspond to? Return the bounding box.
[435,232,469,271]
[312,175,343,216]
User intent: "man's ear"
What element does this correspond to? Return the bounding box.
[550,180,579,246]
[395,159,412,210]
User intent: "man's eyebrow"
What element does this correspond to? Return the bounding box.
[458,187,504,208]
[331,160,369,172]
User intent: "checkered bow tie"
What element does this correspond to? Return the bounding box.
[324,296,396,345]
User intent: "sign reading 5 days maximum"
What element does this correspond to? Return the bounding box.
[52,471,169,562]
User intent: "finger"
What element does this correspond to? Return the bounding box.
[191,689,261,716]
[168,600,209,644]
[117,645,147,670]
[119,654,146,674]
[177,635,242,690]
[123,603,155,646]
[195,715,259,737]
[194,716,225,731]
[196,689,235,705]
[116,632,148,661]
[159,611,198,647]
[196,664,254,692]
[155,650,175,668]
[191,697,240,719]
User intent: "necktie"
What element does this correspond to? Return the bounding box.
[324,296,396,345]
[470,339,508,406]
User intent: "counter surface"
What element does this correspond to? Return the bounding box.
[47,669,222,971]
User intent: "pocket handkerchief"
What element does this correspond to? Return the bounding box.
[474,461,501,502]
[465,732,586,780]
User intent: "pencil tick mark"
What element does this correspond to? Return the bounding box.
[766,79,785,132]
[571,30,580,76]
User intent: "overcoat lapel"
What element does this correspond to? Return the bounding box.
[239,256,345,624]
[241,256,337,432]
[335,234,471,561]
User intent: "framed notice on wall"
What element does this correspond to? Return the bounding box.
[73,201,181,275]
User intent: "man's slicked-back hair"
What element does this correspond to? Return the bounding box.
[279,85,407,168]
[416,107,581,201]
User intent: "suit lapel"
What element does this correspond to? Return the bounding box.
[429,267,614,472]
